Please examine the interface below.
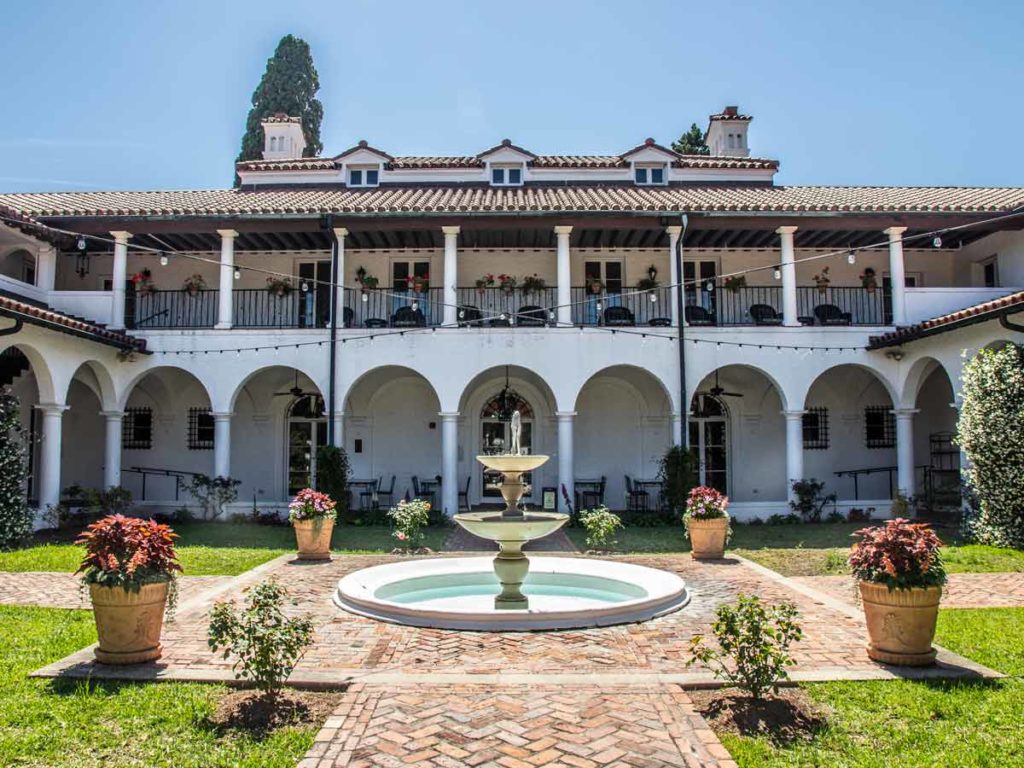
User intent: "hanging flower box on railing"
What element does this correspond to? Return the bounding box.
[475,273,496,293]
[355,266,378,292]
[520,274,547,295]
[266,276,293,297]
[130,268,155,296]
[723,275,747,293]
[497,274,516,293]
[182,274,207,297]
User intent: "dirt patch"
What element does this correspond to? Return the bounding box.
[209,689,344,736]
[690,687,830,746]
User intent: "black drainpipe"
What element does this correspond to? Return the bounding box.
[999,311,1024,334]
[674,214,689,447]
[325,216,339,446]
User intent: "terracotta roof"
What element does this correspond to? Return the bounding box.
[3,186,1023,219]
[477,139,538,159]
[0,293,147,352]
[262,114,301,124]
[868,290,1024,348]
[620,138,680,159]
[0,204,67,246]
[334,140,395,162]
[709,106,752,122]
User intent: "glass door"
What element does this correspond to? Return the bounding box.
[683,261,718,318]
[287,396,328,495]
[688,394,728,494]
[298,261,332,328]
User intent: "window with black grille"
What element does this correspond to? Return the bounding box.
[802,407,829,450]
[864,406,896,448]
[187,407,215,450]
[122,407,153,450]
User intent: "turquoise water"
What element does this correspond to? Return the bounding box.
[377,571,646,605]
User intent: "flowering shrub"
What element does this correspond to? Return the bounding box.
[685,486,729,521]
[497,273,516,292]
[75,514,182,589]
[579,505,623,550]
[287,488,337,523]
[388,498,431,548]
[0,387,31,549]
[848,518,947,590]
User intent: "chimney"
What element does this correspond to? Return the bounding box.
[705,105,751,158]
[260,114,307,160]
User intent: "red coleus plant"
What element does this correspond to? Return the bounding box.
[848,518,947,590]
[76,514,182,589]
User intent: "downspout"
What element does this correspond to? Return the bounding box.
[326,217,339,446]
[999,311,1024,334]
[0,319,24,336]
[675,214,689,448]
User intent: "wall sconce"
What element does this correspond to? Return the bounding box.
[885,349,905,362]
[647,264,658,282]
[75,238,90,279]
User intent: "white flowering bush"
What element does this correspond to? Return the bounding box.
[388,498,431,549]
[0,387,31,549]
[957,344,1024,547]
[579,505,623,550]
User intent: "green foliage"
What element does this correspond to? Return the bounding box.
[578,505,623,550]
[957,343,1024,547]
[315,445,351,520]
[788,478,837,522]
[182,474,241,520]
[671,122,710,155]
[387,498,432,549]
[658,445,698,516]
[687,594,803,699]
[235,35,324,185]
[208,578,314,701]
[84,485,134,516]
[0,387,31,549]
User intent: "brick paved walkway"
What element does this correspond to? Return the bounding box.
[0,571,231,610]
[299,683,736,768]
[793,571,1024,610]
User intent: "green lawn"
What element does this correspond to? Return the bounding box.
[0,523,451,576]
[0,605,319,767]
[721,608,1024,767]
[566,523,1024,577]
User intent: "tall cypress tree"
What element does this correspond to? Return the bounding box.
[672,123,710,155]
[234,35,324,186]
[0,387,31,549]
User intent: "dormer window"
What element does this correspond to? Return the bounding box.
[634,164,666,186]
[491,165,523,186]
[348,167,380,187]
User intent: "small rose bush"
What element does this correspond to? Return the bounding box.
[848,518,946,590]
[579,505,623,551]
[388,498,431,549]
[287,488,337,523]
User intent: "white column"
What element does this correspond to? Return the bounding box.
[333,227,348,326]
[894,408,918,499]
[556,411,575,512]
[109,231,131,330]
[671,410,684,447]
[331,411,345,450]
[555,226,573,327]
[36,404,67,512]
[213,412,232,479]
[440,412,459,515]
[782,410,805,503]
[36,246,57,292]
[885,226,908,325]
[442,226,460,327]
[666,225,682,327]
[101,411,123,489]
[777,226,799,327]
[214,229,237,329]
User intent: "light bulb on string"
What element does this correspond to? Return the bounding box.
[847,249,856,265]
[773,268,781,280]
[301,282,309,293]
[933,237,942,248]
[705,280,715,293]
[649,292,657,303]
[361,292,368,303]
[159,252,169,267]
[233,268,241,280]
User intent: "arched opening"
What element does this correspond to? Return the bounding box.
[479,379,535,499]
[910,361,960,511]
[0,248,36,284]
[62,363,109,492]
[0,345,42,504]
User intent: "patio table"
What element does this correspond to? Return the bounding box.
[350,478,379,511]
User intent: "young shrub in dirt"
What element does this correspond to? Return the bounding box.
[387,498,431,550]
[687,594,803,700]
[182,474,241,520]
[579,505,623,551]
[0,387,31,548]
[208,578,315,702]
[957,343,1024,548]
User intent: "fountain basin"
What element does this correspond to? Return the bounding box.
[476,454,549,473]
[334,556,689,631]
[453,510,568,543]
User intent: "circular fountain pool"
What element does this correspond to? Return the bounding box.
[334,556,689,631]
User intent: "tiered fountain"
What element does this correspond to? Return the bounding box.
[335,412,688,630]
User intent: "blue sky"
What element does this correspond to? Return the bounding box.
[2,0,1021,192]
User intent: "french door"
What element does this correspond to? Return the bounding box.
[287,396,328,495]
[688,395,728,494]
[297,261,332,328]
[683,261,717,313]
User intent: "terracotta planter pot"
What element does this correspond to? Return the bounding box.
[859,580,941,666]
[687,516,729,560]
[293,518,334,561]
[89,580,169,665]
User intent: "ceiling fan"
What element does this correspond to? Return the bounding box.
[273,370,317,398]
[704,371,744,399]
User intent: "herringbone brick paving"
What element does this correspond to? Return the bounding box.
[0,571,231,609]
[794,572,1024,609]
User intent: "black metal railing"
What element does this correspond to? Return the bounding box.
[127,289,219,329]
[569,286,674,326]
[122,466,202,501]
[797,286,885,325]
[456,286,558,326]
[343,287,444,328]
[234,288,312,328]
[713,286,783,325]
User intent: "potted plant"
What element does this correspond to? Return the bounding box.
[75,514,182,664]
[266,276,292,297]
[813,267,831,294]
[475,273,495,293]
[356,266,379,291]
[860,267,878,293]
[182,274,206,296]
[586,275,604,294]
[288,488,337,560]
[723,275,747,293]
[520,274,546,295]
[130,268,155,295]
[497,273,517,293]
[684,486,730,559]
[406,273,429,293]
[848,518,946,666]
[636,275,660,291]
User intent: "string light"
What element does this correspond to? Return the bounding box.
[159,252,169,267]
[933,237,942,248]
[233,268,241,280]
[773,268,781,280]
[847,249,856,264]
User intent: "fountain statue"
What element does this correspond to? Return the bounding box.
[453,410,568,609]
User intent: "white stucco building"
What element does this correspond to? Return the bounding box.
[0,106,1021,523]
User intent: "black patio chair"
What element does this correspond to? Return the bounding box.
[392,306,426,328]
[684,305,716,326]
[624,475,650,512]
[458,475,472,512]
[648,317,672,327]
[458,304,483,327]
[364,318,387,329]
[516,305,547,327]
[341,306,355,328]
[487,314,514,327]
[376,475,396,508]
[358,478,380,511]
[579,476,606,509]
[813,303,852,326]
[603,305,636,327]
[749,303,783,326]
